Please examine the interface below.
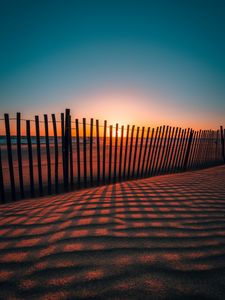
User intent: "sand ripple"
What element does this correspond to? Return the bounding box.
[0,166,225,299]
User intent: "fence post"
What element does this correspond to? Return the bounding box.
[141,127,149,177]
[146,127,155,176]
[161,126,171,173]
[137,126,145,178]
[102,120,107,184]
[132,126,139,178]
[64,109,70,190]
[96,119,101,185]
[90,118,93,185]
[69,115,74,188]
[108,125,113,183]
[16,112,25,199]
[220,126,225,163]
[113,123,119,183]
[123,125,129,179]
[118,125,124,180]
[127,125,135,179]
[183,129,193,171]
[83,118,87,187]
[44,114,52,195]
[75,119,81,188]
[61,113,65,188]
[35,115,43,196]
[26,120,35,198]
[4,113,16,201]
[52,114,59,193]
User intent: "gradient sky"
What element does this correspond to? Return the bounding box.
[0,0,225,129]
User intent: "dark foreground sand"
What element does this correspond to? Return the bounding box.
[0,166,225,300]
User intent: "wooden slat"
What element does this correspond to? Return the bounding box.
[197,131,203,166]
[0,147,5,203]
[61,113,65,187]
[207,130,213,165]
[150,126,162,176]
[51,114,59,193]
[4,113,16,201]
[64,109,70,190]
[167,127,179,173]
[172,128,186,173]
[44,114,52,194]
[96,119,101,184]
[170,128,181,173]
[145,128,155,176]
[180,129,188,170]
[211,131,216,163]
[75,119,81,188]
[154,125,165,176]
[159,125,169,174]
[83,118,87,187]
[113,124,119,182]
[35,115,43,196]
[118,125,124,180]
[164,127,175,172]
[215,130,219,163]
[108,125,113,183]
[102,120,107,184]
[178,128,189,170]
[16,112,24,199]
[198,130,205,167]
[207,130,212,165]
[205,130,211,165]
[123,125,130,179]
[195,130,203,168]
[137,126,145,178]
[127,125,135,179]
[69,115,74,188]
[209,130,214,165]
[188,131,197,169]
[132,126,139,178]
[141,127,150,177]
[90,118,93,185]
[202,130,208,166]
[26,120,35,198]
[177,129,187,171]
[213,130,217,163]
[183,129,193,170]
[214,130,218,162]
[214,131,218,162]
[161,126,171,173]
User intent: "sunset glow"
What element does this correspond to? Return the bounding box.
[0,2,225,300]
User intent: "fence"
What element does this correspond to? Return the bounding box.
[0,109,224,203]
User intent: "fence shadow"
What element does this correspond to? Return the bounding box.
[0,165,225,299]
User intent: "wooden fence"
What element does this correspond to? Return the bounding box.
[0,109,224,203]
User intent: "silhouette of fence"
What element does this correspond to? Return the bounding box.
[0,109,224,203]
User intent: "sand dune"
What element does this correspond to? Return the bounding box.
[0,165,225,299]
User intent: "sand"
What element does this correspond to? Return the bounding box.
[0,165,225,299]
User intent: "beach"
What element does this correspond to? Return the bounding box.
[0,165,225,299]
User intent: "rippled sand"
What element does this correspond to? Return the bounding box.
[0,165,225,299]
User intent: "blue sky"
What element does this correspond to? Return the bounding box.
[0,0,225,129]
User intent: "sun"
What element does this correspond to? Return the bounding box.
[113,127,122,138]
[107,126,122,138]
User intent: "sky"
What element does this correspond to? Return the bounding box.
[0,0,225,130]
